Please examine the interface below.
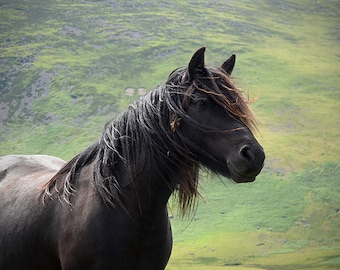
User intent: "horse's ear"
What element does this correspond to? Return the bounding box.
[221,54,236,75]
[185,47,206,81]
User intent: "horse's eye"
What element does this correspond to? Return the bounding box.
[195,99,207,108]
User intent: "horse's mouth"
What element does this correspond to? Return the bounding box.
[227,162,257,183]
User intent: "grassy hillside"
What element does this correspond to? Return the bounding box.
[1,0,339,268]
[168,162,340,269]
[1,0,339,170]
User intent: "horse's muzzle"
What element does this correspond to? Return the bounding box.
[228,144,265,183]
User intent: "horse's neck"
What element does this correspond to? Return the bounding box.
[118,149,194,218]
[111,88,193,215]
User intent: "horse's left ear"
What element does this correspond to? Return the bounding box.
[221,54,236,75]
[185,47,206,81]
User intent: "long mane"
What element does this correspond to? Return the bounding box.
[42,65,257,215]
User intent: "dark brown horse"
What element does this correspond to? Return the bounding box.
[0,47,265,269]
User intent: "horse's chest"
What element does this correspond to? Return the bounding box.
[57,207,172,269]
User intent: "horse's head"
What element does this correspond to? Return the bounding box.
[167,47,265,183]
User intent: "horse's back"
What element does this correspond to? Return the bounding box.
[0,155,65,270]
[0,154,65,183]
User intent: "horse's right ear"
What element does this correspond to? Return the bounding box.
[221,54,236,75]
[184,47,206,82]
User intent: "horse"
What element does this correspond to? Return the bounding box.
[0,47,265,269]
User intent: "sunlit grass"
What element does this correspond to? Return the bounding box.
[167,163,340,269]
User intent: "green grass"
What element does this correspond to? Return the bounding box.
[1,0,338,168]
[167,163,340,269]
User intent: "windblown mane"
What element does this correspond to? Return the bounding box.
[43,65,257,215]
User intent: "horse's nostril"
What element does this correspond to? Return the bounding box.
[240,145,254,163]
